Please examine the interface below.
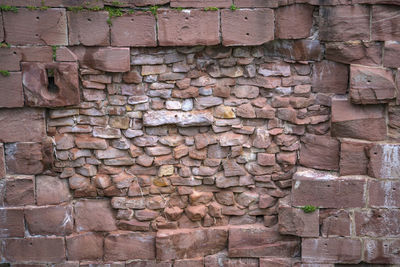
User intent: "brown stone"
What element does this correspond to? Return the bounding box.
[278,206,319,237]
[319,6,370,41]
[221,9,274,46]
[68,11,109,46]
[368,143,400,179]
[0,144,5,179]
[118,218,150,231]
[264,39,323,61]
[326,41,382,66]
[0,108,45,143]
[2,237,65,263]
[321,210,351,237]
[5,175,35,206]
[3,8,67,45]
[174,258,204,267]
[312,60,348,94]
[143,110,213,127]
[5,142,44,175]
[158,9,219,46]
[369,180,400,208]
[292,168,366,208]
[105,232,156,261]
[22,62,80,107]
[339,139,370,176]
[331,98,387,141]
[364,239,400,264]
[372,5,400,41]
[302,238,361,264]
[74,199,117,232]
[170,0,231,7]
[299,134,339,171]
[25,205,73,236]
[0,208,24,237]
[275,4,314,39]
[156,228,228,260]
[185,205,207,221]
[36,175,71,205]
[355,209,400,237]
[0,72,23,108]
[66,232,103,261]
[349,65,396,104]
[111,12,156,46]
[0,12,3,42]
[228,225,300,258]
[75,135,107,150]
[384,41,400,68]
[260,257,298,267]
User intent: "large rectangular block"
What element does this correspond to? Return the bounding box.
[368,143,400,179]
[319,6,370,41]
[325,41,382,66]
[171,0,231,7]
[331,98,387,141]
[158,9,219,46]
[0,72,24,108]
[234,0,278,7]
[0,208,24,237]
[278,206,319,237]
[339,139,370,176]
[3,8,67,45]
[221,9,274,46]
[4,175,35,206]
[18,46,54,62]
[369,180,400,208]
[111,12,156,47]
[275,4,314,39]
[311,60,348,94]
[302,238,362,264]
[364,239,400,264]
[356,209,400,237]
[228,225,300,258]
[68,11,110,46]
[264,39,322,61]
[372,5,400,41]
[5,142,44,175]
[384,41,400,68]
[0,108,46,143]
[66,232,104,261]
[0,48,22,71]
[75,199,117,232]
[0,0,105,7]
[2,237,65,263]
[292,168,366,208]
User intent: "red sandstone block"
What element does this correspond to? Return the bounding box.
[368,143,400,179]
[221,9,274,46]
[3,237,65,263]
[111,12,157,47]
[5,175,35,206]
[104,231,156,261]
[66,232,104,261]
[302,238,362,264]
[372,5,400,41]
[36,175,71,205]
[355,209,400,237]
[174,258,204,267]
[331,98,387,141]
[68,11,110,46]
[319,5,370,41]
[321,210,351,237]
[369,180,400,208]
[126,260,172,267]
[157,9,219,46]
[18,46,54,62]
[171,0,231,7]
[0,0,105,7]
[0,208,24,237]
[339,139,371,176]
[25,205,73,236]
[0,108,46,143]
[0,72,24,108]
[234,0,278,7]
[0,12,3,42]
[0,48,21,71]
[5,142,44,175]
[278,206,319,237]
[3,8,67,45]
[364,239,400,264]
[264,39,322,61]
[354,0,400,4]
[259,257,300,267]
[275,4,314,39]
[384,41,400,68]
[291,168,366,208]
[75,199,117,232]
[311,60,348,94]
[228,225,300,258]
[0,144,4,179]
[325,41,382,66]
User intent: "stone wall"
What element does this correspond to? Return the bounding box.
[0,0,400,266]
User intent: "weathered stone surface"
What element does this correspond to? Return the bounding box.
[364,239,400,264]
[156,228,228,260]
[75,135,107,150]
[278,207,319,237]
[0,208,24,237]
[326,41,382,66]
[5,142,44,175]
[68,11,109,46]
[292,168,366,208]
[66,232,104,261]
[105,232,156,261]
[36,175,71,205]
[0,144,4,179]
[70,47,130,72]
[339,139,370,176]
[158,9,219,46]
[319,5,370,41]
[25,205,73,236]
[221,9,274,46]
[383,41,400,68]
[368,143,400,179]
[275,4,314,39]
[0,72,23,108]
[264,39,322,61]
[171,0,231,7]
[0,48,21,71]
[3,8,67,45]
[369,180,400,208]
[228,225,300,258]
[143,110,213,127]
[299,134,339,171]
[349,65,396,104]
[0,108,45,143]
[75,199,117,232]
[372,5,400,41]
[2,237,65,263]
[302,238,362,264]
[331,98,387,141]
[111,12,157,47]
[321,210,351,237]
[0,12,3,42]
[355,209,400,237]
[312,60,348,94]
[22,62,80,107]
[5,175,35,206]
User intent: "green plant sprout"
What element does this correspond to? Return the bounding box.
[52,46,57,61]
[301,205,318,213]
[204,7,218,11]
[0,70,10,77]
[230,4,237,11]
[149,5,159,16]
[0,5,18,12]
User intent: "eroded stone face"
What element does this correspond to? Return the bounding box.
[22,62,80,107]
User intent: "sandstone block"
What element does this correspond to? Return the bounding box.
[319,6,370,41]
[0,48,21,71]
[68,11,109,46]
[383,41,400,68]
[143,110,213,127]
[355,209,400,237]
[75,199,117,232]
[3,8,67,45]
[5,142,44,175]
[321,210,351,237]
[339,139,370,176]
[364,239,400,264]
[312,60,348,94]
[368,143,400,179]
[278,206,319,237]
[331,98,387,141]
[372,5,400,41]
[221,9,274,46]
[234,0,278,7]
[170,0,231,7]
[5,175,35,206]
[326,41,382,66]
[36,175,71,205]
[156,228,228,260]
[0,208,24,237]
[292,168,366,208]
[264,39,322,61]
[66,232,104,261]
[259,257,299,267]
[0,144,4,179]
[0,12,3,42]
[369,180,400,208]
[111,12,156,47]
[158,9,219,46]
[275,4,314,39]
